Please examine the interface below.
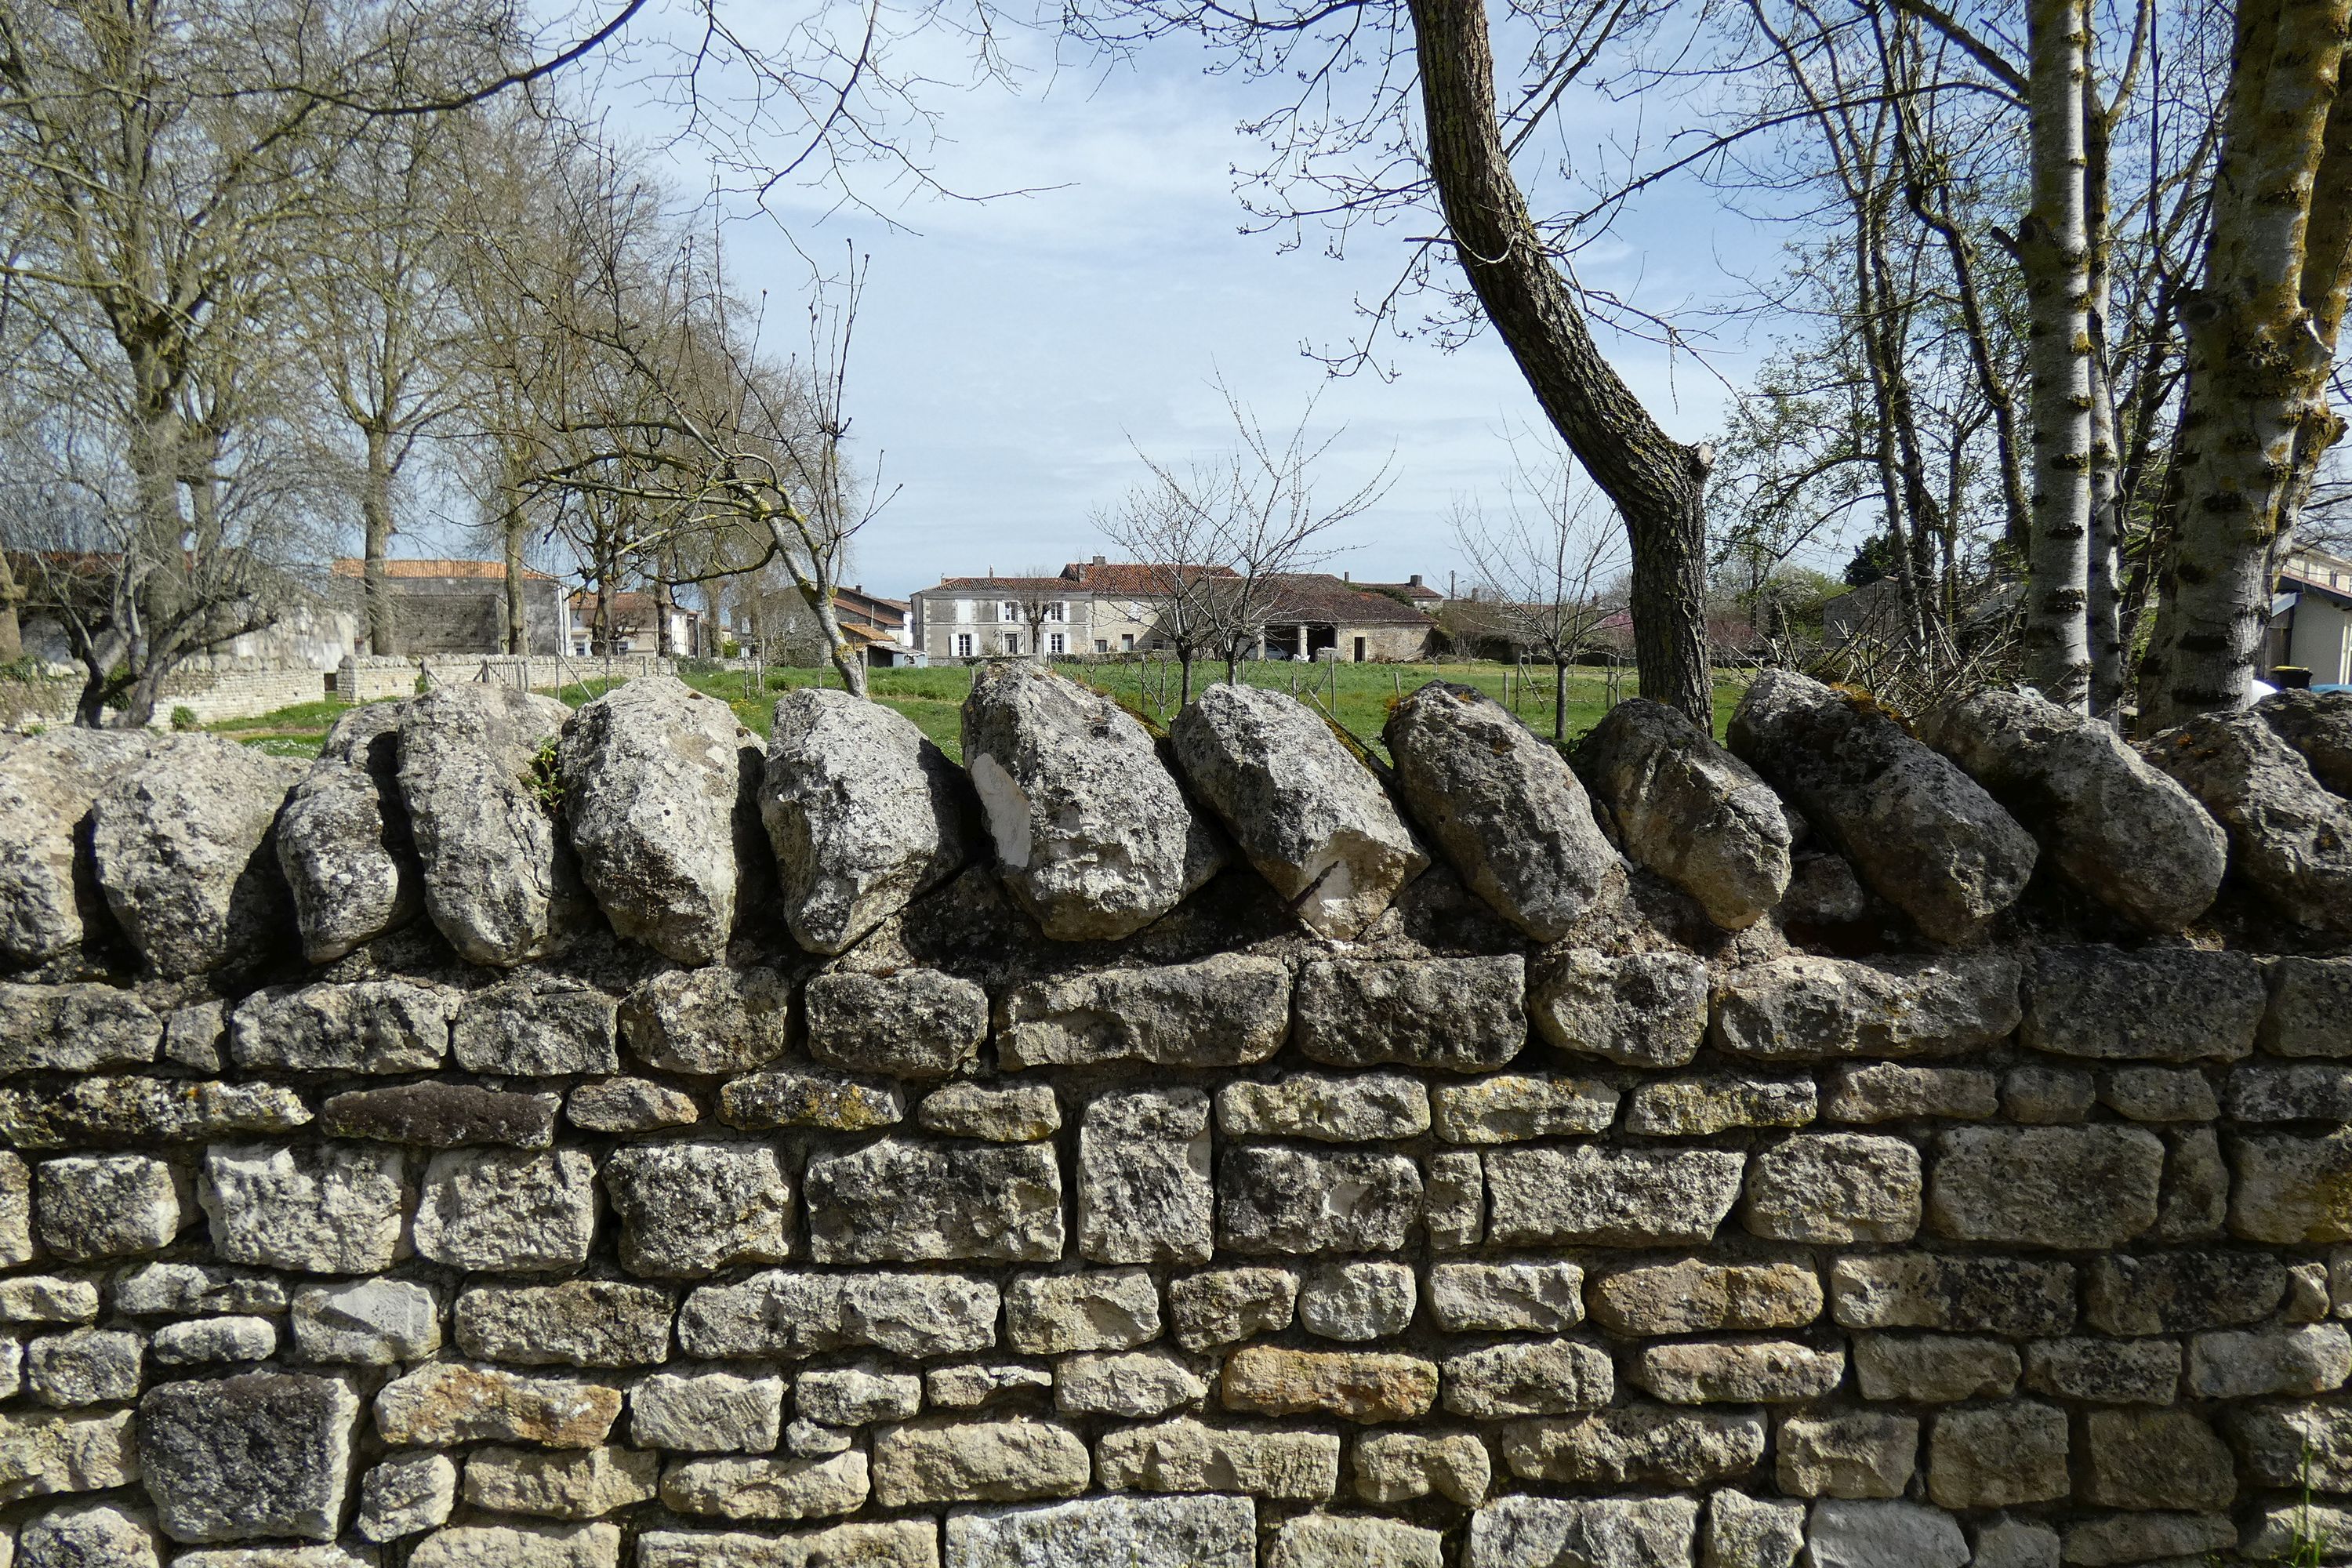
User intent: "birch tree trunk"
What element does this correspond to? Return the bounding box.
[2084,98,2127,717]
[2140,0,2350,728]
[2017,0,2096,710]
[1407,0,1715,725]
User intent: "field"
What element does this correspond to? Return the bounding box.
[208,658,1751,762]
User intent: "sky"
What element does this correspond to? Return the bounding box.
[579,13,1781,604]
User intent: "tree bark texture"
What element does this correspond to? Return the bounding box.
[2018,0,2096,710]
[2085,100,2127,717]
[1407,0,1715,725]
[2140,0,2350,728]
[361,426,398,657]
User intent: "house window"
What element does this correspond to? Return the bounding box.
[1094,639,1109,653]
[1121,633,1136,651]
[1353,637,1367,662]
[1047,602,1065,622]
[1049,633,1065,655]
[1006,635,1020,656]
[956,633,973,658]
[1000,601,1020,622]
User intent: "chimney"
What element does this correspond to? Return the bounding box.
[1343,569,1351,582]
[1092,554,1106,567]
[1410,573,1424,587]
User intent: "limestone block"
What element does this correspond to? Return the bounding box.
[1214,1074,1430,1143]
[804,969,986,1078]
[373,1363,622,1448]
[1849,1335,2019,1403]
[1004,1269,1160,1356]
[1588,1260,1820,1338]
[1298,1260,1416,1341]
[942,1494,1253,1568]
[1499,1406,1766,1488]
[603,1141,793,1279]
[679,1271,1000,1362]
[1428,1261,1586,1334]
[1092,1418,1338,1500]
[1773,1411,1916,1500]
[1828,1254,2075,1336]
[412,1149,597,1272]
[869,1417,1089,1507]
[1463,1495,1699,1568]
[290,1280,439,1367]
[1710,953,2022,1062]
[1353,1431,1490,1506]
[1922,1401,2067,1508]
[996,956,1290,1069]
[34,1155,182,1260]
[619,967,793,1076]
[137,1373,358,1543]
[2023,945,2265,1061]
[1742,1134,1920,1244]
[463,1443,659,1520]
[2078,1408,2234,1510]
[453,1281,673,1369]
[200,1143,404,1275]
[1526,948,1710,1068]
[1439,1340,1613,1420]
[1926,1126,2163,1248]
[804,1137,1062,1265]
[1632,1341,1843,1405]
[1486,1145,1742,1247]
[1168,1267,1298,1352]
[1220,1345,1439,1423]
[1217,1145,1421,1255]
[630,1370,784,1454]
[1294,955,1526,1073]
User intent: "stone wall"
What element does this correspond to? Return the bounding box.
[0,667,2350,1568]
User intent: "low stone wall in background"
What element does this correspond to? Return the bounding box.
[0,666,2348,1567]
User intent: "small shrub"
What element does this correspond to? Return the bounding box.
[169,706,198,731]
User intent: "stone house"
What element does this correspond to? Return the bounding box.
[2268,543,2352,686]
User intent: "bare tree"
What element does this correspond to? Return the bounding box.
[1095,481,1233,706]
[1451,449,1628,739]
[1006,567,1070,659]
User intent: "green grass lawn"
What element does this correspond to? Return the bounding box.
[210,658,1750,764]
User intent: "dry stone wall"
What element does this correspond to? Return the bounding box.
[1,666,2351,1568]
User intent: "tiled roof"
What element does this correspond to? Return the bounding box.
[332,557,557,581]
[932,576,1082,593]
[1358,579,1443,602]
[1058,561,1239,593]
[1261,574,1436,626]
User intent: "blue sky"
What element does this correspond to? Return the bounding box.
[608,18,1780,603]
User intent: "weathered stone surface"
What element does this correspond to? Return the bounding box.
[397,684,586,966]
[1926,1126,2163,1247]
[409,1523,620,1568]
[1428,1261,1584,1334]
[455,1281,672,1368]
[2230,1062,2352,1121]
[373,1363,622,1447]
[1425,1150,1483,1252]
[0,1276,97,1323]
[920,1083,1058,1142]
[229,979,453,1074]
[679,1271,1000,1361]
[1705,1489,1804,1568]
[944,1494,1254,1568]
[871,1417,1087,1507]
[804,969,986,1079]
[1171,681,1428,938]
[632,1370,784,1454]
[1053,1348,1206,1418]
[1711,953,2022,1061]
[1729,670,2036,940]
[0,1149,24,1267]
[1294,956,1526,1073]
[117,1263,285,1317]
[0,730,155,966]
[1820,1063,1998,1123]
[2260,688,2352,792]
[1266,1513,1442,1568]
[0,984,162,1076]
[0,1076,304,1151]
[2020,1337,2180,1403]
[1635,1341,1843,1405]
[1465,1496,1700,1568]
[927,1361,1052,1410]
[1850,1334,2020,1402]
[89,736,296,977]
[2158,1125,2232,1243]
[2147,710,2352,932]
[2002,1065,2096,1123]
[720,1067,902,1132]
[1384,681,1621,939]
[604,1141,793,1278]
[1218,1145,1421,1255]
[1501,1405,1766,1487]
[152,1315,277,1365]
[1004,1269,1160,1356]
[466,1443,659,1519]
[1829,1254,2075,1335]
[964,663,1222,940]
[2232,1131,2352,1243]
[165,995,225,1069]
[276,703,421,964]
[35,1153,181,1259]
[996,955,1290,1069]
[2062,1513,2234,1567]
[1093,1417,1339,1500]
[0,1408,136,1502]
[1486,1145,1742,1247]
[1624,1076,1817,1135]
[1223,1343,1440,1424]
[2230,1401,2352,1490]
[451,979,619,1076]
[1432,1074,1617,1143]
[1168,1266,1297,1352]
[558,676,753,966]
[1354,1431,1491,1506]
[1743,1134,1919,1244]
[2079,1408,2234,1510]
[1079,1089,1212,1265]
[562,1078,698,1134]
[1440,1340,1613,1420]
[763,685,975,955]
[2242,1502,2352,1563]
[200,1143,404,1274]
[1775,1411,1915,1499]
[1581,697,1795,929]
[1922,687,2227,930]
[1969,1519,2061,1568]
[2022,945,2265,1061]
[2085,1250,2287,1334]
[321,1083,557,1149]
[1922,1400,2066,1508]
[2267,956,2352,1057]
[1800,1500,1967,1568]
[1590,1260,1820,1338]
[2101,1063,2220,1121]
[2185,1322,2351,1397]
[804,1137,1061,1264]
[139,1373,358,1543]
[619,967,792,1076]
[1216,1074,1429,1142]
[18,1501,162,1568]
[413,1149,597,1272]
[1528,948,1711,1069]
[27,1328,141,1405]
[290,1280,439,1366]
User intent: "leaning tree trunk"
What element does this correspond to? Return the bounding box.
[2017,0,2096,710]
[1407,0,1714,725]
[2140,0,2350,728]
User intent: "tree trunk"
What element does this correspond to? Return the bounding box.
[808,586,869,698]
[361,426,398,657]
[0,546,23,663]
[2017,0,2096,710]
[1552,658,1567,741]
[1407,0,1714,724]
[2084,95,2128,717]
[653,574,674,658]
[501,496,529,656]
[2140,0,2350,728]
